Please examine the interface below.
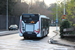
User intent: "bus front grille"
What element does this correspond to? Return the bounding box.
[25,24,34,32]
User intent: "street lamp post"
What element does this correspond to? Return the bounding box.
[6,0,8,30]
[56,0,58,31]
[64,0,65,15]
[62,0,65,21]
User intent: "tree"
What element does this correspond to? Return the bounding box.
[50,0,75,25]
[29,1,52,18]
[0,0,16,15]
[60,20,71,38]
[13,2,28,16]
[0,0,7,15]
[47,3,56,11]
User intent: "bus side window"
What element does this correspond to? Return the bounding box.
[43,19,45,28]
[46,19,47,27]
[48,20,49,27]
[47,20,48,27]
[41,19,43,28]
[45,19,49,28]
[45,19,46,27]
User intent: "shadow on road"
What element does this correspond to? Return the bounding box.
[21,36,48,41]
[62,37,75,42]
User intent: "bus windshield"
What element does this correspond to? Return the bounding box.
[22,14,39,24]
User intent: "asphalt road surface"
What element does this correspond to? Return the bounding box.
[0,27,75,50]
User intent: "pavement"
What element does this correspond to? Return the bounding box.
[0,30,19,36]
[0,29,75,48]
[49,30,75,48]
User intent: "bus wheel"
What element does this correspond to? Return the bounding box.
[46,34,47,36]
[23,35,26,39]
[24,36,27,39]
[23,34,26,39]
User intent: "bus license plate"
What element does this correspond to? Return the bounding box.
[28,32,32,34]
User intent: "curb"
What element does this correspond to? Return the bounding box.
[49,39,75,48]
[49,31,58,39]
[49,30,75,48]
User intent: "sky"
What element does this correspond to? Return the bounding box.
[44,0,64,5]
[44,0,56,5]
[21,0,64,5]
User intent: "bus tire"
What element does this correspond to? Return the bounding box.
[24,36,27,39]
[24,36,26,39]
[46,34,47,36]
[23,34,27,39]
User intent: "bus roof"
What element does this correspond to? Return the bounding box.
[40,15,49,19]
[22,14,40,16]
[22,14,49,19]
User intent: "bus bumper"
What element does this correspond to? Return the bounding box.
[23,32,37,37]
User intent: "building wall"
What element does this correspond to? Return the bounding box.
[0,15,20,30]
[0,15,6,30]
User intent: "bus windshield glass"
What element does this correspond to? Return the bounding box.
[23,15,30,18]
[22,14,39,24]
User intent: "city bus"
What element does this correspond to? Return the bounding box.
[19,14,50,38]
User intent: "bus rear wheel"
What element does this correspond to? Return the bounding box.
[24,36,27,39]
[23,34,27,39]
[45,35,47,36]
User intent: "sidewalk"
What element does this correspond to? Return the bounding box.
[50,30,75,47]
[0,30,19,36]
[0,29,7,32]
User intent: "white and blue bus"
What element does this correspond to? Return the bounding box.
[19,14,50,38]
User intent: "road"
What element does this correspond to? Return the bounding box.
[0,27,75,50]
